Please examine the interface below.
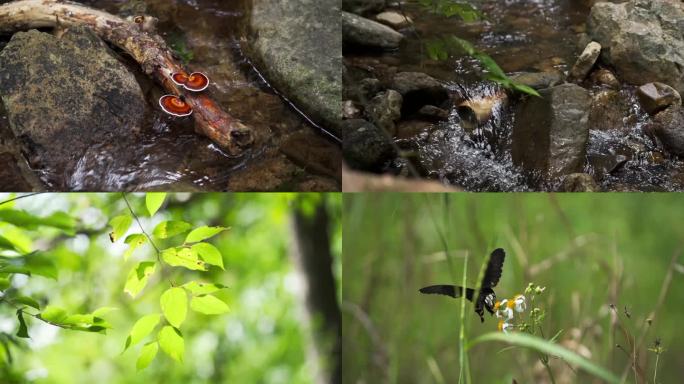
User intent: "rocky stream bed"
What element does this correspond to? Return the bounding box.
[343,0,684,191]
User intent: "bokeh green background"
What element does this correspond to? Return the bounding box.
[0,193,341,384]
[343,193,684,384]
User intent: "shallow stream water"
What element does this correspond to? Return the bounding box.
[345,0,684,191]
[0,0,340,191]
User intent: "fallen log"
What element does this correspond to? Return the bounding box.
[0,0,254,156]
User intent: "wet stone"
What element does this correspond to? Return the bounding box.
[590,68,620,89]
[636,82,682,115]
[0,27,145,189]
[588,90,631,131]
[391,72,449,114]
[512,83,592,179]
[366,90,402,136]
[588,0,684,94]
[650,106,684,156]
[342,11,405,49]
[342,119,395,171]
[561,173,599,192]
[509,71,564,90]
[569,41,601,81]
[375,11,412,29]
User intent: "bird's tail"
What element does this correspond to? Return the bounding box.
[419,285,475,301]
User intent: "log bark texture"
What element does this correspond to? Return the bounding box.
[0,0,254,156]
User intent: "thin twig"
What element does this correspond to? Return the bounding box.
[0,193,42,207]
[120,193,173,286]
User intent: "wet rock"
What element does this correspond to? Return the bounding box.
[561,173,599,192]
[569,41,601,81]
[650,106,684,156]
[0,153,39,191]
[391,72,449,113]
[375,11,412,29]
[588,90,631,131]
[342,0,386,15]
[509,71,564,90]
[280,130,342,181]
[345,77,382,104]
[366,90,402,135]
[249,0,342,136]
[636,82,682,115]
[396,120,433,140]
[417,105,449,122]
[343,119,395,171]
[590,68,620,89]
[512,83,592,178]
[226,155,300,191]
[0,27,144,186]
[343,100,362,119]
[342,11,404,49]
[588,0,684,94]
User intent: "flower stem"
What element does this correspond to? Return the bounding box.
[653,353,659,384]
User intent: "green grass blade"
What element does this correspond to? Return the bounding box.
[458,251,468,384]
[466,332,620,384]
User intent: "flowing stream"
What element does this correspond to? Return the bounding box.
[345,0,684,191]
[0,0,340,191]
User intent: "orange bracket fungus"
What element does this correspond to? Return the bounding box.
[159,95,193,117]
[171,72,210,92]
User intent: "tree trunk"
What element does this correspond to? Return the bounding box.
[290,197,341,384]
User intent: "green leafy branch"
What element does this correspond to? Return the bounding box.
[0,201,113,355]
[425,36,540,97]
[114,193,230,370]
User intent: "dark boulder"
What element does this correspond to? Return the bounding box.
[0,27,145,188]
[512,84,592,178]
[343,119,395,171]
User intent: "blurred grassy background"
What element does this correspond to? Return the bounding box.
[342,194,684,384]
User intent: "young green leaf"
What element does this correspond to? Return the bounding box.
[0,277,10,291]
[16,310,29,338]
[124,313,161,351]
[145,193,167,217]
[191,242,224,270]
[92,307,117,317]
[182,281,227,295]
[40,306,68,323]
[13,296,40,310]
[109,215,133,242]
[184,226,228,243]
[158,326,184,362]
[0,210,75,232]
[136,342,158,371]
[0,252,58,279]
[0,235,17,252]
[190,295,230,315]
[161,248,206,271]
[123,234,147,262]
[160,288,187,328]
[123,262,156,297]
[152,221,192,239]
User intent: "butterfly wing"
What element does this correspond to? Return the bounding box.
[419,285,475,301]
[481,248,505,288]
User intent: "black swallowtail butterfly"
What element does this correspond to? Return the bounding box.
[419,248,505,322]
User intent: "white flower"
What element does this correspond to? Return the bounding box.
[494,300,513,320]
[513,294,526,313]
[498,320,513,334]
